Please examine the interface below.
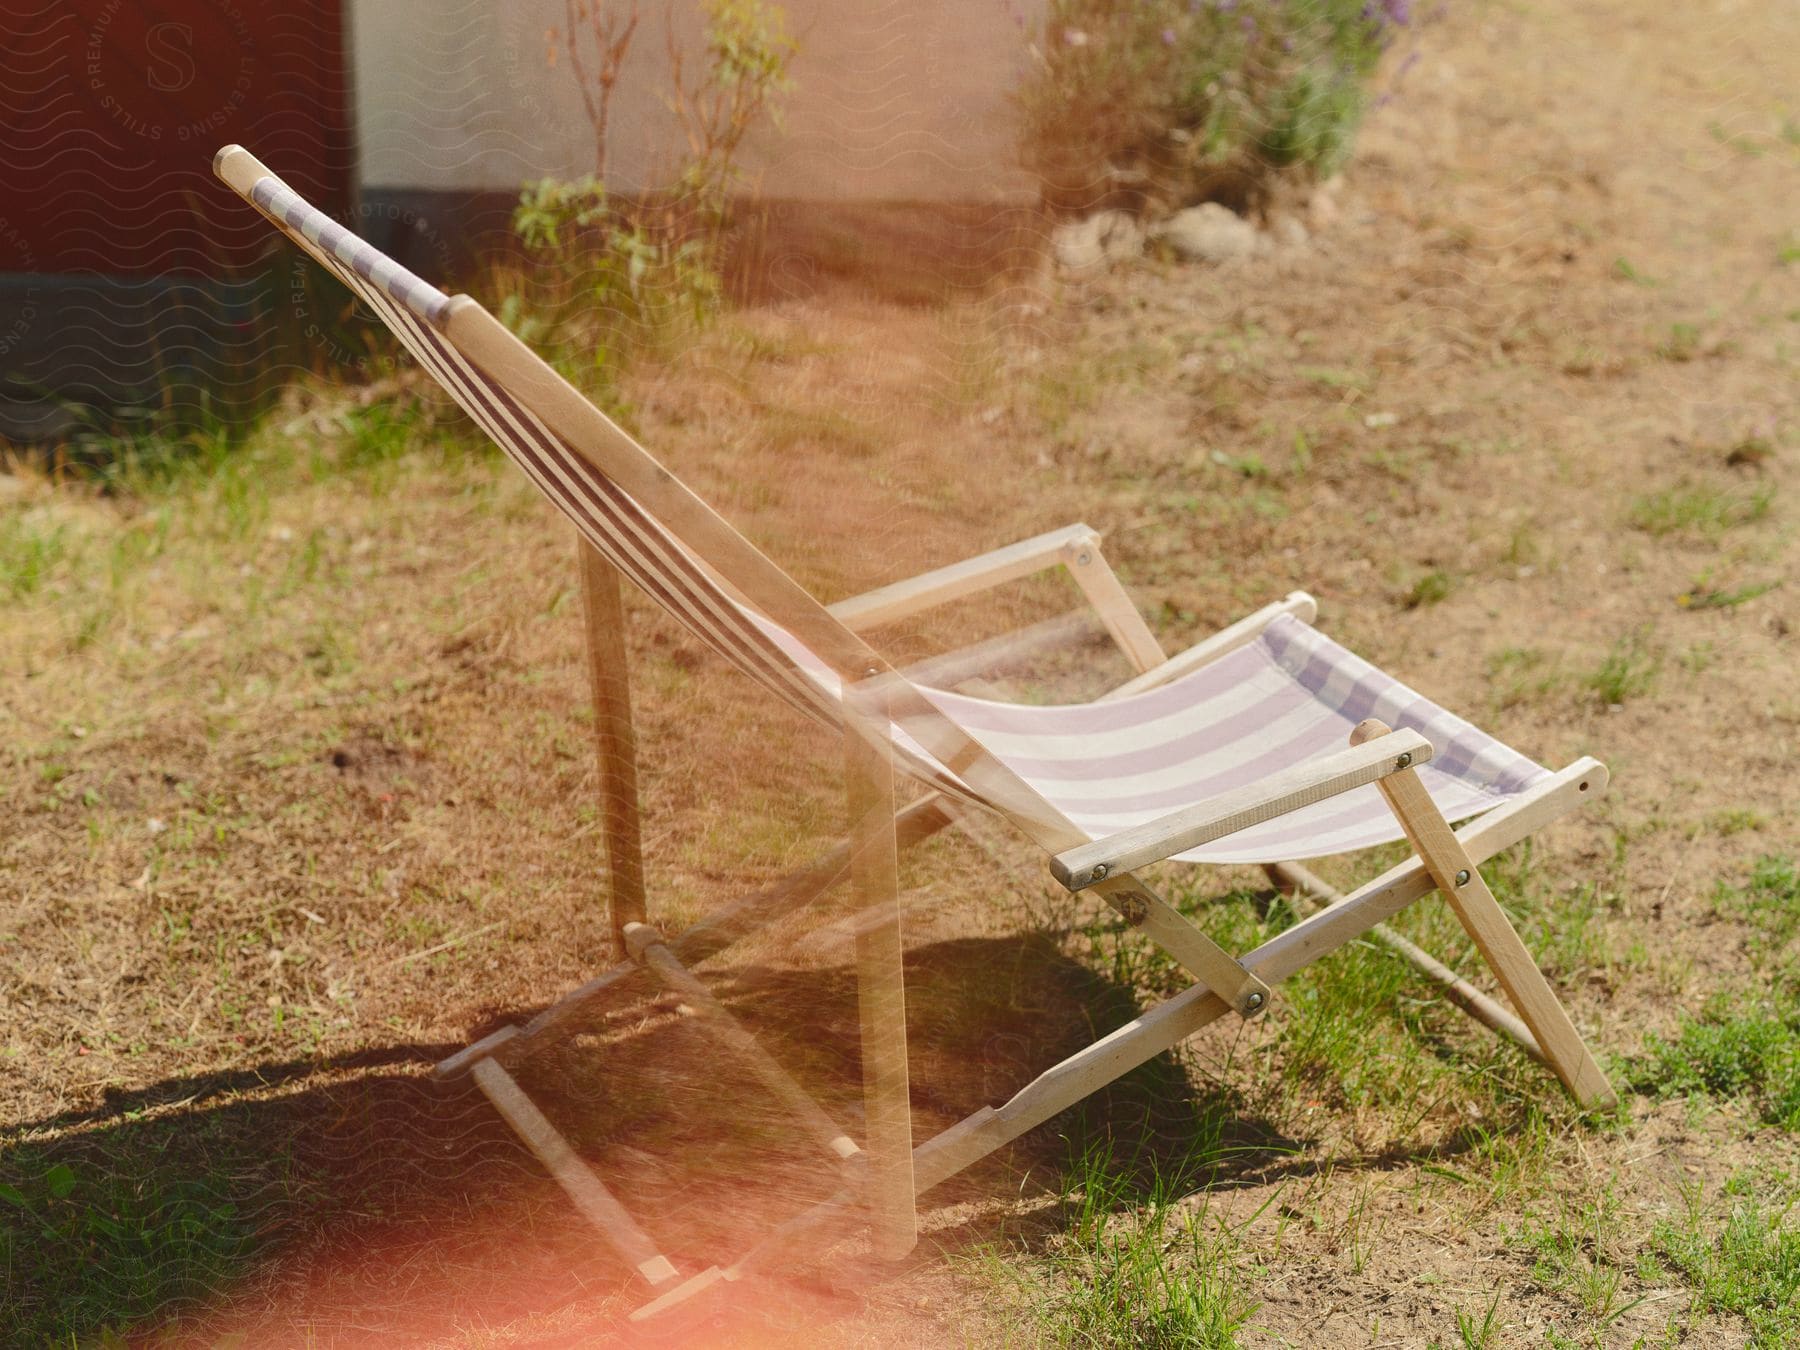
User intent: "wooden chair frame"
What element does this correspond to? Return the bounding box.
[435,527,1613,1320]
[213,141,1612,1324]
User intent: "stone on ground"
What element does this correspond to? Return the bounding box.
[1051,210,1145,272]
[1152,202,1259,263]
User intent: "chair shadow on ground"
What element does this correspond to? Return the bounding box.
[2,923,1510,1344]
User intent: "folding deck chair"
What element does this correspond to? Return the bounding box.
[216,145,1616,1320]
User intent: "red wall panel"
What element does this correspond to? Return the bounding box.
[1,0,352,277]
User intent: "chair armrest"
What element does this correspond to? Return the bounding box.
[1050,728,1434,890]
[828,523,1096,629]
[827,523,1166,672]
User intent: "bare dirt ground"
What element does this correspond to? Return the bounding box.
[3,0,1796,1345]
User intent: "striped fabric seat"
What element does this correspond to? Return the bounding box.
[752,611,1550,864]
[238,161,1550,866]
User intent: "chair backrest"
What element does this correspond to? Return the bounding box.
[220,146,868,729]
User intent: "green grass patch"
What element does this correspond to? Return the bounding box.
[1630,990,1800,1130]
[1583,633,1659,706]
[1486,646,1565,712]
[1677,577,1779,610]
[1150,864,1579,1131]
[1445,1290,1504,1349]
[1718,855,1800,960]
[1628,482,1775,541]
[0,383,506,666]
[982,862,1612,1342]
[1656,321,1706,362]
[0,1149,265,1341]
[1015,1213,1256,1347]
[1404,567,1454,609]
[1652,1172,1799,1349]
[0,514,78,599]
[1298,364,1375,394]
[1612,256,1659,286]
[1709,808,1766,837]
[982,1133,1262,1348]
[1512,1186,1646,1331]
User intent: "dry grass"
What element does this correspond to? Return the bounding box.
[4,0,1800,1343]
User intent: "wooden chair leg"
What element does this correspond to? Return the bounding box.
[578,538,647,954]
[1351,720,1616,1109]
[624,921,863,1166]
[471,1058,679,1288]
[845,716,917,1259]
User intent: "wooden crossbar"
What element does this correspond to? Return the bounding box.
[1101,591,1317,701]
[432,796,956,1080]
[1092,873,1271,1017]
[624,921,863,1164]
[827,523,1099,631]
[1351,720,1614,1108]
[627,1184,862,1323]
[470,1058,680,1287]
[898,609,1103,690]
[1052,730,1435,889]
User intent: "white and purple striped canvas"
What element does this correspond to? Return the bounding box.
[236,166,1552,866]
[252,178,453,326]
[750,612,1550,864]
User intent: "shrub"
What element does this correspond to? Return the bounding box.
[507,175,723,390]
[506,0,793,392]
[1017,0,1413,212]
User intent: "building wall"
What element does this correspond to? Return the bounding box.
[0,0,351,405]
[5,0,350,277]
[348,0,1045,204]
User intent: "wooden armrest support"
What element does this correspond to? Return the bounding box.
[828,523,1099,630]
[1050,728,1434,890]
[827,523,1166,673]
